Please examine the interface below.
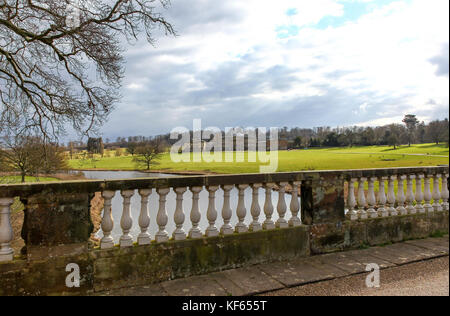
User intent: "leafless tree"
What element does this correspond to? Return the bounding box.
[133,138,165,170]
[0,0,175,139]
[0,133,68,182]
[426,119,449,145]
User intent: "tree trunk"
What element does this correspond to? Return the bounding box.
[21,172,26,183]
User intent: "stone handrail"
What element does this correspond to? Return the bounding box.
[0,166,448,262]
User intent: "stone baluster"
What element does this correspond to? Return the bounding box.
[276,182,289,228]
[119,190,135,248]
[346,178,358,220]
[396,176,407,215]
[357,177,367,219]
[206,186,219,237]
[387,176,397,216]
[137,189,152,245]
[0,198,15,262]
[377,177,388,217]
[220,185,234,235]
[442,173,449,212]
[432,174,442,212]
[415,174,425,214]
[424,175,433,213]
[173,187,187,241]
[250,183,263,232]
[235,184,249,233]
[289,181,302,227]
[406,175,416,214]
[100,190,116,249]
[189,187,203,239]
[367,177,378,218]
[263,183,276,230]
[155,188,170,243]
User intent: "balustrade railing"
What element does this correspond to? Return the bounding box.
[346,171,449,221]
[0,166,448,262]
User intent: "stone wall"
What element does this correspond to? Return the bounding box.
[0,212,447,296]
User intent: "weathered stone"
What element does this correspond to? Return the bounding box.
[161,275,228,296]
[309,221,366,254]
[313,252,366,274]
[301,174,346,225]
[21,191,94,260]
[345,249,396,269]
[405,239,449,255]
[0,211,447,296]
[221,267,284,295]
[258,258,336,286]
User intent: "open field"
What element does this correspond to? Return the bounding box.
[0,176,59,184]
[69,143,449,174]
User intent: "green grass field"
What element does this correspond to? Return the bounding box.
[69,143,449,174]
[0,176,59,184]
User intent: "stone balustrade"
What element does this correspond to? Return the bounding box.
[0,166,448,263]
[346,170,449,221]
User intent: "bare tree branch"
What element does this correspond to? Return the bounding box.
[0,0,175,139]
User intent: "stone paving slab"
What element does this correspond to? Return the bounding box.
[368,243,440,265]
[95,283,167,296]
[94,236,449,296]
[314,252,367,274]
[209,271,247,296]
[306,257,349,278]
[258,258,334,287]
[161,275,228,296]
[220,266,285,295]
[405,239,449,254]
[345,249,396,269]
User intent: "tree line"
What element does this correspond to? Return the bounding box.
[84,116,449,151]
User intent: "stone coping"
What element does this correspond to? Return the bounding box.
[1,166,448,198]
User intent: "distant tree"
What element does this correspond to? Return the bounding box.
[344,129,355,147]
[293,136,302,148]
[68,142,75,160]
[127,142,139,156]
[99,142,105,158]
[133,139,165,170]
[387,133,399,150]
[0,135,67,182]
[426,120,448,145]
[41,144,69,174]
[402,114,419,146]
[87,138,103,154]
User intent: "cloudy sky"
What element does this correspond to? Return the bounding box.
[102,0,449,139]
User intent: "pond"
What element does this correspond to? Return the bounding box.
[77,170,298,240]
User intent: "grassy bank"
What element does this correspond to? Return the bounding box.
[68,143,449,174]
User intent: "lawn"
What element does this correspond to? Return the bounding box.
[0,176,59,184]
[69,143,449,174]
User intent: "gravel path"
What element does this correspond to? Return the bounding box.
[261,257,449,296]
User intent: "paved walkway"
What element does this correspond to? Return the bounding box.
[262,256,449,296]
[96,236,449,296]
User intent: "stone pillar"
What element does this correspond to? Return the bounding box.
[301,174,345,225]
[21,191,94,261]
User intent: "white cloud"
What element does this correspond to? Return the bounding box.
[101,0,449,137]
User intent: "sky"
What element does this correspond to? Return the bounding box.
[100,0,449,139]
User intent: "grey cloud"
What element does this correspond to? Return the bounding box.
[96,1,449,139]
[429,43,449,77]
